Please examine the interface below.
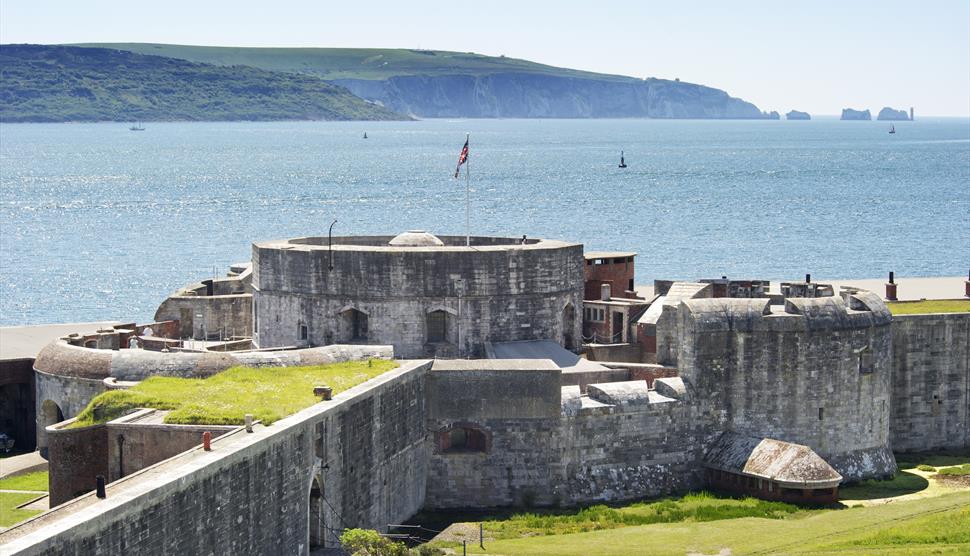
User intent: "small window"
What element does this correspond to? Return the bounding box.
[299,324,308,341]
[858,345,873,374]
[628,279,634,291]
[818,407,824,421]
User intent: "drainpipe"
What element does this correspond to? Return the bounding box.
[328,220,337,272]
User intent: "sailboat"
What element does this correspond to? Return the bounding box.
[363,132,368,139]
[129,122,145,131]
[618,151,627,168]
[888,124,896,135]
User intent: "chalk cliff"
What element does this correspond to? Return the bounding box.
[841,108,872,121]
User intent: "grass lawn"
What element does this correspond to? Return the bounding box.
[71,359,397,427]
[454,492,970,555]
[888,299,970,315]
[0,492,44,528]
[0,471,48,492]
[475,492,805,539]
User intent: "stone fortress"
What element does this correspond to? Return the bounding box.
[2,230,967,555]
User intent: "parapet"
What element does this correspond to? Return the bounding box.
[681,290,892,333]
[428,358,561,420]
[585,380,678,409]
[34,340,393,381]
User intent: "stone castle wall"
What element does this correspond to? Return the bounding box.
[252,236,584,357]
[676,293,896,481]
[559,379,703,504]
[890,312,970,452]
[4,360,433,555]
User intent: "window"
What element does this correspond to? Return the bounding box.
[583,307,606,322]
[299,324,308,341]
[858,345,874,374]
[818,407,824,421]
[440,426,488,453]
[427,310,448,343]
[628,279,634,291]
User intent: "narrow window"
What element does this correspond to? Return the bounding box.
[818,407,824,421]
[427,310,448,343]
[299,324,308,341]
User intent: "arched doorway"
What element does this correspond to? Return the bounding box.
[37,399,64,457]
[340,308,369,342]
[308,476,324,549]
[562,303,576,350]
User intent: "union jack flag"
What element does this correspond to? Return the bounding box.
[454,137,469,178]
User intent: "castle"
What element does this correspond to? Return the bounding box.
[3,231,967,555]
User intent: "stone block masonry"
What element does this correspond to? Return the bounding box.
[890,312,970,452]
[2,360,433,555]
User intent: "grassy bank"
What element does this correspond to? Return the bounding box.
[71,359,397,427]
[478,492,804,539]
[0,471,48,492]
[888,299,970,315]
[452,492,970,555]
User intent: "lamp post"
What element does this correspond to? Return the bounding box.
[328,219,337,272]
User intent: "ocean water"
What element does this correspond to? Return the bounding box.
[1,118,968,326]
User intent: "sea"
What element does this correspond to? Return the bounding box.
[1,117,968,326]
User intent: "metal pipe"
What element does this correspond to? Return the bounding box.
[328,219,337,271]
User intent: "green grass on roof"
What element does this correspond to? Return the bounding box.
[71,359,397,428]
[888,299,970,315]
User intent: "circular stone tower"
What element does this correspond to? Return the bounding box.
[251,231,584,358]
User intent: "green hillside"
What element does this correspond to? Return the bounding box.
[0,44,406,122]
[75,43,634,82]
[71,43,769,119]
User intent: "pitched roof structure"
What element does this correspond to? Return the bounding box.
[703,432,842,488]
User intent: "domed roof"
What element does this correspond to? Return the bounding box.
[388,230,444,247]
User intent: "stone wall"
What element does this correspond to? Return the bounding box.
[425,359,563,508]
[890,313,970,452]
[559,380,702,504]
[46,420,108,506]
[677,292,896,481]
[35,370,105,453]
[252,236,584,357]
[154,294,252,340]
[4,360,432,555]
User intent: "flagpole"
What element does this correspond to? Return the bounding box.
[465,132,470,247]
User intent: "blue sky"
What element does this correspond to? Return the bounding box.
[2,0,968,116]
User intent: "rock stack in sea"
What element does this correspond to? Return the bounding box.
[841,108,872,121]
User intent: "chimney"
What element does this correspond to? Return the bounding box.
[600,283,612,301]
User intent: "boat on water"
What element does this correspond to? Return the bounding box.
[618,151,627,168]
[363,132,368,139]
[129,123,145,131]
[888,124,896,135]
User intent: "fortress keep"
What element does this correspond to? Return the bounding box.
[251,232,584,357]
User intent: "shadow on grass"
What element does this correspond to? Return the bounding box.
[839,470,929,501]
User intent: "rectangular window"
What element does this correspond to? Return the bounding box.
[299,324,308,341]
[818,407,824,421]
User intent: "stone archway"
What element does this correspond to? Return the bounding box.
[308,476,325,549]
[37,399,64,457]
[562,302,577,350]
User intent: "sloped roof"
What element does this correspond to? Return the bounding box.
[703,432,842,488]
[491,339,608,373]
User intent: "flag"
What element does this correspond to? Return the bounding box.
[454,136,469,178]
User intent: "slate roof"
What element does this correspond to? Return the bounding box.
[703,432,842,488]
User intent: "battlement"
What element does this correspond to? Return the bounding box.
[681,290,892,332]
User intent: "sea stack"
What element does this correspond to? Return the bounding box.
[841,108,871,121]
[786,110,811,120]
[877,107,911,121]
